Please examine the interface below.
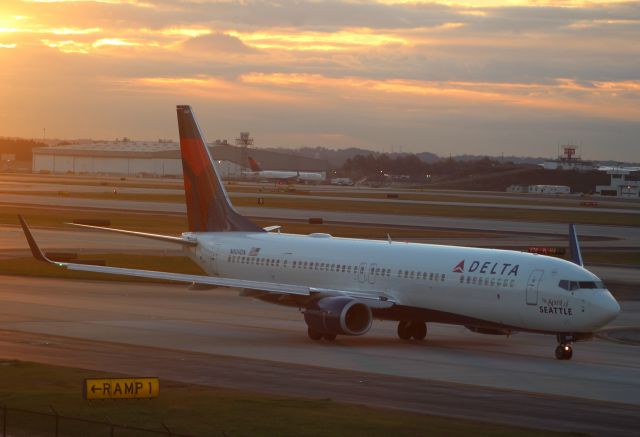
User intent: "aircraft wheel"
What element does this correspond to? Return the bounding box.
[323,333,337,341]
[555,344,573,360]
[411,322,427,341]
[397,321,412,340]
[308,328,323,341]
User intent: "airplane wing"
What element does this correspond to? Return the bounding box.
[19,216,395,307]
[65,222,197,246]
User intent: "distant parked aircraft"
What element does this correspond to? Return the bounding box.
[244,156,324,184]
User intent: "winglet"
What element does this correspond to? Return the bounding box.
[569,224,584,267]
[18,215,51,263]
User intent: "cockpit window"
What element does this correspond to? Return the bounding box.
[559,280,605,290]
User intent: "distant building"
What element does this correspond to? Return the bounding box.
[32,140,328,178]
[595,170,640,197]
[506,184,527,193]
[527,185,570,195]
[506,184,570,194]
[32,142,183,177]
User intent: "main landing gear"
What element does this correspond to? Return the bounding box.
[397,321,427,341]
[308,328,337,341]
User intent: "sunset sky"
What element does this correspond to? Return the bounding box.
[0,0,638,161]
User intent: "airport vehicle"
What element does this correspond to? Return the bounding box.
[244,156,324,184]
[19,105,620,360]
[330,177,354,186]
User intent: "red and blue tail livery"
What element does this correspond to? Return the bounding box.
[176,105,263,233]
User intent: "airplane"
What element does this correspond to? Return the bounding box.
[18,105,620,360]
[244,156,324,184]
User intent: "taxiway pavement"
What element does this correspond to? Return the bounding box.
[0,276,638,435]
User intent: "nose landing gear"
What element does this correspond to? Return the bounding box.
[555,343,573,360]
[555,334,575,360]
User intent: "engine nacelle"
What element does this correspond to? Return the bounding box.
[304,296,372,336]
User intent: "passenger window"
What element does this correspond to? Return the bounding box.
[466,276,471,284]
[404,271,409,279]
[410,271,415,279]
[292,261,297,268]
[429,273,434,281]
[435,273,439,281]
[441,274,445,281]
[342,265,346,272]
[347,266,352,273]
[460,275,464,283]
[509,279,515,287]
[472,277,477,285]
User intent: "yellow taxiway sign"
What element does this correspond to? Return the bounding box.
[83,377,159,400]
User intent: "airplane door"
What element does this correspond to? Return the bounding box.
[280,253,293,281]
[358,262,368,283]
[368,263,377,285]
[526,269,544,305]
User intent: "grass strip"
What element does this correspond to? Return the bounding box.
[0,360,573,437]
[0,205,496,239]
[0,254,204,283]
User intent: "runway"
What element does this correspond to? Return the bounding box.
[0,276,638,435]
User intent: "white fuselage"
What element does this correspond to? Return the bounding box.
[184,232,619,334]
[244,170,324,183]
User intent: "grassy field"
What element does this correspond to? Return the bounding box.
[0,254,204,283]
[0,360,575,437]
[0,204,497,239]
[583,251,640,266]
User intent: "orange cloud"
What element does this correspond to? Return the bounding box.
[228,28,408,51]
[240,73,640,120]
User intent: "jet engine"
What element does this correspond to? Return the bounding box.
[304,296,372,336]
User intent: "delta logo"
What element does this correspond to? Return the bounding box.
[452,260,465,273]
[452,259,520,276]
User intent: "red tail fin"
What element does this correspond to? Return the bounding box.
[176,105,263,233]
[247,156,263,172]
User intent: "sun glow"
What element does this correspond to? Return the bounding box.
[228,29,407,51]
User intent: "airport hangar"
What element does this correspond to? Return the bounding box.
[31,141,328,179]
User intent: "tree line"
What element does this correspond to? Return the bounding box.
[341,154,518,182]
